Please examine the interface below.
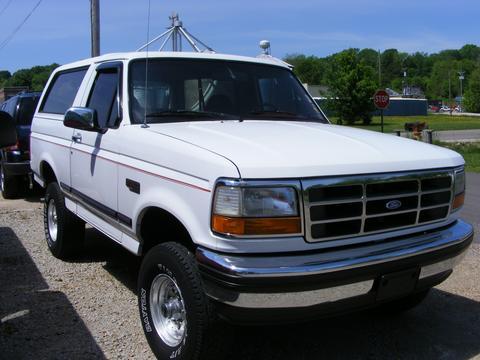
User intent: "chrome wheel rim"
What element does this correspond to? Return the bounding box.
[150,273,187,347]
[47,199,58,242]
[0,166,4,192]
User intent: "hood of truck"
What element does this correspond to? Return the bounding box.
[145,120,464,178]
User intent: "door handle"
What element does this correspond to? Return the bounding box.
[72,133,82,143]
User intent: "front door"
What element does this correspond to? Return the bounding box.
[70,62,124,231]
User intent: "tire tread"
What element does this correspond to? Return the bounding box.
[139,242,211,360]
[44,182,85,259]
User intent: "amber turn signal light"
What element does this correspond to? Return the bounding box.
[212,215,301,236]
[453,192,465,210]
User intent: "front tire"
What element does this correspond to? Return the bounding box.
[138,242,210,360]
[44,182,85,259]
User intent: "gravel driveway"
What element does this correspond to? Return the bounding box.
[1,178,479,360]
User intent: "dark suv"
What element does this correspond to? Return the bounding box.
[0,91,41,198]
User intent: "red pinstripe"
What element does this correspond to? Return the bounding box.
[31,135,211,193]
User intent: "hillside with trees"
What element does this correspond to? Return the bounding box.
[0,64,59,91]
[1,44,480,122]
[285,44,480,106]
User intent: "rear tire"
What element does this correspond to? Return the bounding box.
[0,164,19,199]
[138,242,211,360]
[44,182,85,259]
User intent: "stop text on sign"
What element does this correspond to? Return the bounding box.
[373,90,390,110]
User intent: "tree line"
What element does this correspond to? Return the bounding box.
[285,44,480,122]
[0,64,59,92]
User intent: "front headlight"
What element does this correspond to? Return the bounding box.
[452,167,465,211]
[212,183,301,236]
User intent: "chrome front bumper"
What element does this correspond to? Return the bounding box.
[196,220,473,311]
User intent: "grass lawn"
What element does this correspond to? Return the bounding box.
[435,141,480,173]
[333,114,480,133]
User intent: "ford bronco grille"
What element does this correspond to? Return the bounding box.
[302,169,454,242]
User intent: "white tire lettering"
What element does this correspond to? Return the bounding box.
[140,288,152,332]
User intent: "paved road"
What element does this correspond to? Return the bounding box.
[435,129,480,142]
[1,175,479,359]
[461,172,480,241]
[438,112,480,117]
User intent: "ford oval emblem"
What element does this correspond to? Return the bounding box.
[386,200,402,210]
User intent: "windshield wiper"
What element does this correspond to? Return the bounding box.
[248,110,307,119]
[146,110,237,120]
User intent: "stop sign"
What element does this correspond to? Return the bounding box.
[374,90,390,110]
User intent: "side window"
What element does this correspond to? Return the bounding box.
[87,70,120,128]
[41,68,88,115]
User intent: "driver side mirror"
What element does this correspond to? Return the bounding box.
[0,110,17,148]
[63,107,106,133]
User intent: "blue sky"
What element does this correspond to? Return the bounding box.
[0,0,479,72]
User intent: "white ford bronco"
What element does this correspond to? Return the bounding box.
[0,51,473,359]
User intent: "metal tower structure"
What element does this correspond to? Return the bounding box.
[137,13,214,53]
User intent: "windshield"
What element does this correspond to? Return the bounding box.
[16,96,40,125]
[129,59,327,124]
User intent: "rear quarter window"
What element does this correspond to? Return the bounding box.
[40,67,88,115]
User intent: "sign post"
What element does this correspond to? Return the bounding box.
[373,89,390,133]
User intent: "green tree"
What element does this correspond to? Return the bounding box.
[31,64,59,90]
[326,49,377,125]
[358,48,379,68]
[4,63,59,91]
[0,70,11,86]
[459,44,480,62]
[436,49,462,61]
[31,72,51,91]
[5,68,32,87]
[359,48,380,85]
[380,49,403,89]
[283,54,326,84]
[427,60,460,99]
[463,68,480,113]
[403,52,432,92]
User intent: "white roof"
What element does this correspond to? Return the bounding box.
[54,51,290,73]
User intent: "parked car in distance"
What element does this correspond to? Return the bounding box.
[1,52,471,359]
[0,91,41,198]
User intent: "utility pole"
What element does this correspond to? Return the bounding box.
[378,49,382,87]
[458,70,465,111]
[90,0,100,57]
[448,70,452,106]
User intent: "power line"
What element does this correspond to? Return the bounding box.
[0,0,13,17]
[0,0,43,51]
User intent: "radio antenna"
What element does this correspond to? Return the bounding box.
[141,0,151,129]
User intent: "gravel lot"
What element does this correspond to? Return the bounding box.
[1,175,479,360]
